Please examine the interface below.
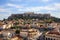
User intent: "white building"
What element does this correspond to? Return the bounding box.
[45,31,60,40]
[28,29,42,40]
[1,30,15,38]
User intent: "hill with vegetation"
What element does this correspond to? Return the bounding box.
[7,12,60,23]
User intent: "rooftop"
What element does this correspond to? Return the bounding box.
[48,31,60,35]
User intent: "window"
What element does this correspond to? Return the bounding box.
[51,38,52,40]
[47,38,50,40]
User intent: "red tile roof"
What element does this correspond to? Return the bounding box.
[48,31,60,35]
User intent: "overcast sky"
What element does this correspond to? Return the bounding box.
[0,0,60,20]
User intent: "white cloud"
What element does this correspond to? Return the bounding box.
[26,3,60,11]
[0,8,11,12]
[41,0,50,2]
[53,3,60,9]
[0,8,6,12]
[18,6,55,12]
[7,3,23,8]
[3,3,60,13]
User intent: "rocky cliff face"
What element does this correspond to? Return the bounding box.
[8,13,51,19]
[7,12,60,23]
